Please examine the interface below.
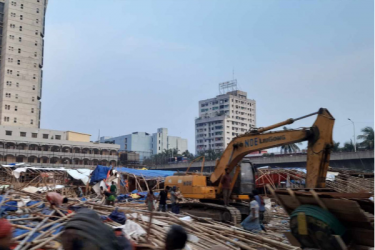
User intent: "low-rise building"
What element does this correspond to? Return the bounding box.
[101,128,188,162]
[0,125,119,167]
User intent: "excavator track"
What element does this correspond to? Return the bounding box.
[178,202,242,225]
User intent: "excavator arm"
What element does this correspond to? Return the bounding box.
[210,108,335,189]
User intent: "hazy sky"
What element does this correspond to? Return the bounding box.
[42,0,374,153]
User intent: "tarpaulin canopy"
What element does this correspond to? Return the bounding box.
[66,169,92,185]
[90,165,112,184]
[115,167,175,179]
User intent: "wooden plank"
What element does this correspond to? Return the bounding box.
[310,189,327,210]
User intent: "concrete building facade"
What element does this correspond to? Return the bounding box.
[195,83,256,154]
[101,128,188,162]
[0,125,120,166]
[0,0,47,128]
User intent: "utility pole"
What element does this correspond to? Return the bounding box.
[348,118,356,152]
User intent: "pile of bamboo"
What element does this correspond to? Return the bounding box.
[1,188,299,250]
[326,171,374,193]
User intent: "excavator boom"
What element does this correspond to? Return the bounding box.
[210,108,335,189]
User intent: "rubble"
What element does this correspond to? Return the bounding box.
[0,186,302,250]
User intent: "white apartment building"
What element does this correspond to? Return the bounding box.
[101,128,188,161]
[195,81,256,153]
[152,128,188,155]
[0,0,47,128]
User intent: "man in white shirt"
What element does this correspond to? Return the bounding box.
[241,194,261,232]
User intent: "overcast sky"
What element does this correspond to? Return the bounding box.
[41,0,374,153]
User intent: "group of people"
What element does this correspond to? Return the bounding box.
[145,186,179,213]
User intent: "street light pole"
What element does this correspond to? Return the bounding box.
[348,118,356,152]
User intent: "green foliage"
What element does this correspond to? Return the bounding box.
[280,127,302,154]
[196,149,223,161]
[332,141,341,152]
[357,126,374,149]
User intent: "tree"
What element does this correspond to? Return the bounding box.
[357,126,374,150]
[332,141,341,152]
[196,149,223,161]
[342,140,356,152]
[280,127,302,154]
[182,150,194,160]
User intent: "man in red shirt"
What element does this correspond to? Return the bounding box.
[221,168,232,207]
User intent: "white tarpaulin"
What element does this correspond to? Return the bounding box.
[66,169,92,185]
[22,185,65,193]
[12,167,66,179]
[10,165,92,184]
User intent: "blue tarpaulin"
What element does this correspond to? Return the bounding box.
[90,165,112,184]
[0,196,17,212]
[115,167,175,179]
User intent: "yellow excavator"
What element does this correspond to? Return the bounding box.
[166,108,334,222]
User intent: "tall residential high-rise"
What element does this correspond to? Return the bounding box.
[195,80,256,153]
[0,0,47,128]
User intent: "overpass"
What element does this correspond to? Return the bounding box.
[149,150,374,172]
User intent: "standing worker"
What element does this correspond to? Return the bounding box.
[221,168,232,207]
[46,192,68,208]
[106,181,117,206]
[158,186,170,212]
[0,219,12,250]
[145,190,156,212]
[241,194,261,232]
[170,186,179,214]
[253,190,266,231]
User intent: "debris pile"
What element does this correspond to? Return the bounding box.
[0,187,301,250]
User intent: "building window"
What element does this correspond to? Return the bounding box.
[34,52,37,57]
[35,41,38,46]
[35,30,38,35]
[14,106,17,111]
[55,135,61,140]
[5,105,10,110]
[16,82,19,87]
[18,48,21,53]
[20,15,23,20]
[17,71,20,76]
[36,8,39,13]
[34,63,37,68]
[7,70,12,74]
[17,60,20,65]
[19,37,22,42]
[20,4,23,9]
[11,13,16,17]
[14,118,17,123]
[5,131,12,136]
[20,132,26,137]
[43,134,48,139]
[32,85,35,90]
[10,24,15,28]
[9,35,14,39]
[36,19,39,23]
[33,74,36,79]
[31,108,34,113]
[6,81,11,86]
[32,133,37,138]
[19,26,22,31]
[30,119,33,125]
[32,97,35,102]
[5,93,11,98]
